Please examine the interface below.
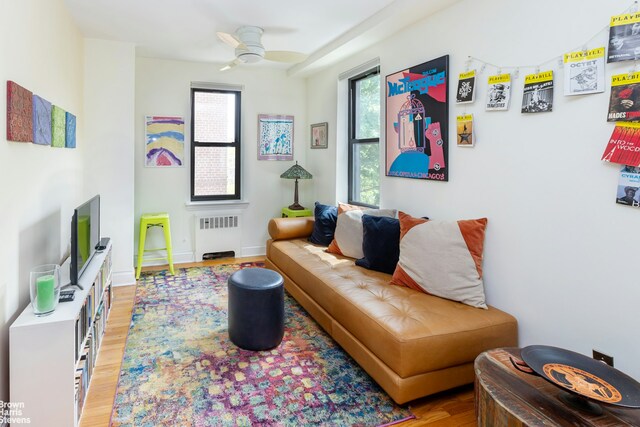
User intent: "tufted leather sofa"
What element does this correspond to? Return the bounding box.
[265,216,518,404]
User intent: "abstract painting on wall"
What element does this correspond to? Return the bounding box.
[258,114,294,160]
[145,116,184,167]
[51,105,66,148]
[65,112,76,148]
[32,95,52,146]
[385,55,449,181]
[7,81,33,142]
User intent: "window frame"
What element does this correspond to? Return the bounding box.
[348,67,380,208]
[190,88,242,202]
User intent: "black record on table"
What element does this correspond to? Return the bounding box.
[521,345,640,408]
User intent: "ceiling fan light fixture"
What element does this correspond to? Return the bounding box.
[237,52,263,63]
[235,44,265,63]
[218,25,306,70]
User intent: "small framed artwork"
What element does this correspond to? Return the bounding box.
[258,114,294,160]
[310,122,328,149]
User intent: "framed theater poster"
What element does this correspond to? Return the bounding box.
[385,55,449,181]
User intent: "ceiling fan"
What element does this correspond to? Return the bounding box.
[216,26,308,71]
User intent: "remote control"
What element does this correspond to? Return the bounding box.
[95,237,110,251]
[59,289,75,302]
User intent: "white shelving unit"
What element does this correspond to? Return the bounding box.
[10,242,114,427]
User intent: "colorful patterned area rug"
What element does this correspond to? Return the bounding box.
[110,263,414,426]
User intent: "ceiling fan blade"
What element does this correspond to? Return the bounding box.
[216,31,241,48]
[264,51,308,63]
[220,59,241,72]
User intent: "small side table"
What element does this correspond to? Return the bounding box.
[281,207,313,218]
[475,348,640,426]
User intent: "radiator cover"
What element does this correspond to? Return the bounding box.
[194,212,243,261]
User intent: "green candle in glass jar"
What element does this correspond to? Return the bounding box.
[36,274,56,312]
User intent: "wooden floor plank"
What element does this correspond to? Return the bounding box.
[79,258,475,426]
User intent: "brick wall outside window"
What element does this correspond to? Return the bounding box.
[192,89,240,199]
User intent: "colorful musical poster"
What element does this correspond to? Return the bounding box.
[385,55,449,181]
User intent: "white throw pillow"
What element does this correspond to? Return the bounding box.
[327,203,396,259]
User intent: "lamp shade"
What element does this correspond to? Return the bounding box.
[280,161,312,180]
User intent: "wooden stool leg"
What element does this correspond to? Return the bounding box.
[162,219,175,275]
[136,220,147,280]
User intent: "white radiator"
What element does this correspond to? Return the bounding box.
[194,212,243,260]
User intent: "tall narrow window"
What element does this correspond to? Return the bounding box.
[349,69,380,207]
[190,88,241,201]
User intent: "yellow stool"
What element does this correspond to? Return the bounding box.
[136,213,175,279]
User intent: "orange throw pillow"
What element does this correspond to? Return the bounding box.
[390,211,489,309]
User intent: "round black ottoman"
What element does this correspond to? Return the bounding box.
[228,268,284,351]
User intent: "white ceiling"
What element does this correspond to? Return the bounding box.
[64,0,460,75]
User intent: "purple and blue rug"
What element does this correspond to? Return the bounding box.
[110,263,414,426]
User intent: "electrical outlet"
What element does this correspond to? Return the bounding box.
[593,349,614,367]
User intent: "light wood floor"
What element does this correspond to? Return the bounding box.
[79,258,475,427]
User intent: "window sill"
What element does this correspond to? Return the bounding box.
[184,200,250,211]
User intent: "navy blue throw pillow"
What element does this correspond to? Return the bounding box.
[355,215,400,274]
[308,202,338,246]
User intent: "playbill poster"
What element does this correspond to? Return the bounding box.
[601,122,640,167]
[563,48,605,96]
[456,70,476,103]
[608,12,640,63]
[607,72,640,122]
[521,71,554,113]
[456,114,474,147]
[385,55,449,181]
[486,74,511,111]
[616,166,640,208]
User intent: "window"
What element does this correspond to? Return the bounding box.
[348,68,380,207]
[190,88,241,201]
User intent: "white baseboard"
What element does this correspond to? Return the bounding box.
[112,270,136,286]
[132,248,264,270]
[240,246,266,257]
[133,251,195,268]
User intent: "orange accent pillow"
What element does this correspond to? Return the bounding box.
[390,211,489,309]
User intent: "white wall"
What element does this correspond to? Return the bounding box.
[135,58,307,262]
[83,39,136,285]
[0,0,85,405]
[306,0,640,379]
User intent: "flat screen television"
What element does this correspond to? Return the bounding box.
[70,195,100,289]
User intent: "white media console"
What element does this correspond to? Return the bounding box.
[10,242,113,427]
